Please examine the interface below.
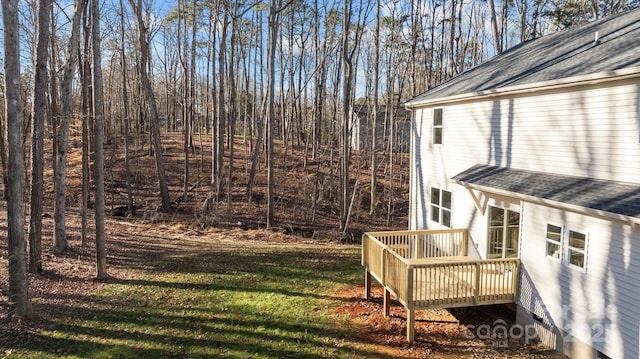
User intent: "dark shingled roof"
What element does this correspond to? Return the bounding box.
[407,8,640,104]
[452,165,640,219]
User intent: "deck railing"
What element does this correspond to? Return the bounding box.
[364,229,468,259]
[362,229,520,342]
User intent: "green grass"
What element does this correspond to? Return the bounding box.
[5,240,380,358]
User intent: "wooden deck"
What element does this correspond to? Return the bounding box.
[362,229,520,342]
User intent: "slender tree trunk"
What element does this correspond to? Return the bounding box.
[266,0,279,228]
[2,0,31,319]
[227,14,238,215]
[449,0,457,76]
[49,3,59,193]
[312,0,320,160]
[246,97,266,201]
[128,0,172,212]
[340,0,352,229]
[370,0,380,215]
[0,96,6,197]
[210,8,218,190]
[487,0,502,55]
[91,0,107,279]
[189,0,196,189]
[180,0,190,201]
[245,8,264,201]
[216,15,229,201]
[54,0,86,253]
[120,0,134,215]
[80,6,92,247]
[29,0,52,273]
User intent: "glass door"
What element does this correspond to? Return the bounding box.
[488,207,504,259]
[487,206,520,259]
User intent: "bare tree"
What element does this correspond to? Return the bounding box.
[266,0,279,228]
[119,0,135,215]
[128,0,172,212]
[2,0,31,319]
[339,0,352,230]
[215,9,229,202]
[29,0,52,273]
[80,5,92,247]
[265,0,294,227]
[91,0,107,279]
[370,0,380,215]
[54,0,86,253]
[339,0,370,229]
[487,0,502,55]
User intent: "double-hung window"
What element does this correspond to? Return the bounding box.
[545,224,562,260]
[430,187,451,227]
[544,224,587,270]
[568,230,586,269]
[433,108,443,145]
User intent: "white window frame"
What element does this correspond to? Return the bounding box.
[544,223,588,271]
[545,224,562,262]
[566,230,587,271]
[430,187,451,228]
[432,108,443,145]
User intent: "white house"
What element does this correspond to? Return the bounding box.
[404,8,640,359]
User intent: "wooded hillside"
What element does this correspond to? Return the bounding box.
[0,0,636,322]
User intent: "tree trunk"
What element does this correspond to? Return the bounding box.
[227,13,238,215]
[370,0,380,215]
[91,0,107,279]
[245,8,265,202]
[487,0,502,55]
[54,0,86,253]
[266,0,280,228]
[216,14,229,201]
[245,97,265,201]
[340,0,352,229]
[180,0,190,201]
[80,7,92,247]
[29,0,52,273]
[120,0,134,215]
[2,0,31,319]
[189,0,197,201]
[128,0,172,212]
[209,8,218,191]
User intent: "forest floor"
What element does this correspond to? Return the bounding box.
[0,132,565,357]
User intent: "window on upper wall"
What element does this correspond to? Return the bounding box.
[430,187,451,227]
[544,224,588,270]
[433,108,443,145]
[545,224,562,260]
[568,230,587,269]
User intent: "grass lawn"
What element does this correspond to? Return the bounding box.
[2,228,381,358]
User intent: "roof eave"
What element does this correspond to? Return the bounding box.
[405,66,640,109]
[453,179,640,227]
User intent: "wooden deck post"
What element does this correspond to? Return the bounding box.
[364,269,371,299]
[474,262,481,304]
[407,308,415,342]
[462,230,468,256]
[406,265,415,342]
[383,288,391,317]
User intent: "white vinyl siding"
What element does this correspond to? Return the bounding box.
[411,80,640,187]
[519,204,640,359]
[409,108,431,230]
